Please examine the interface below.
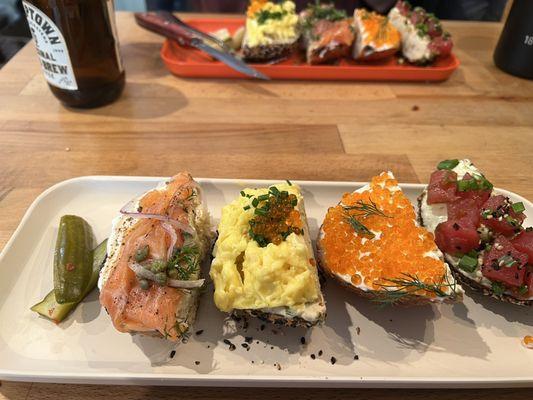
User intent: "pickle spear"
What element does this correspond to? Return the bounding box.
[54,215,95,304]
[31,238,108,323]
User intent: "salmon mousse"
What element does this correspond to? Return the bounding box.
[418,159,532,305]
[99,173,213,341]
[318,172,462,306]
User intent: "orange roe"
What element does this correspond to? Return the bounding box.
[247,0,268,17]
[357,10,400,49]
[320,172,448,297]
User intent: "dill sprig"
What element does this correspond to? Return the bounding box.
[345,215,375,238]
[343,198,390,238]
[167,243,199,280]
[342,198,391,219]
[371,273,457,307]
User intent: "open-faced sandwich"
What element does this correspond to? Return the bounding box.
[318,172,462,306]
[299,1,355,65]
[242,0,300,62]
[388,0,453,64]
[210,181,326,327]
[418,159,532,305]
[352,8,401,61]
[99,172,213,341]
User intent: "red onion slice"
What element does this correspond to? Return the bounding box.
[119,206,195,235]
[128,262,157,281]
[162,222,178,261]
[167,278,205,289]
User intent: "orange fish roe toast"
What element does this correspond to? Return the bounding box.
[317,172,462,306]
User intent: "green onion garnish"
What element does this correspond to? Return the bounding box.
[511,202,525,213]
[481,209,492,219]
[252,198,259,207]
[437,159,459,170]
[497,255,517,268]
[240,191,246,197]
[291,198,298,207]
[243,205,250,211]
[458,254,478,273]
[257,194,269,201]
[269,186,280,196]
[519,285,528,295]
[491,281,505,296]
[254,207,268,216]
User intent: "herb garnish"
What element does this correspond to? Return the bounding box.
[245,185,302,247]
[372,273,456,306]
[437,159,459,170]
[167,242,200,280]
[342,199,390,238]
[256,9,287,25]
[456,174,493,192]
[491,281,505,296]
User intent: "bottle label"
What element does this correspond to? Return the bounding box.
[22,1,78,90]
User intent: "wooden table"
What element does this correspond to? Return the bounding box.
[1,12,532,400]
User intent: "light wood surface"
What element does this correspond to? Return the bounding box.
[1,11,532,400]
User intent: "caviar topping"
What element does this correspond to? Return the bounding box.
[244,186,303,247]
[320,172,452,298]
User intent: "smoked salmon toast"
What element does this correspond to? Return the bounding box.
[99,173,212,341]
[318,172,462,306]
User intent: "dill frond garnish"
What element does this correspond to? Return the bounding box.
[345,215,375,238]
[167,243,199,280]
[343,198,390,238]
[371,273,457,307]
[342,198,391,218]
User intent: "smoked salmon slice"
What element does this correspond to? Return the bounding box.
[99,172,212,341]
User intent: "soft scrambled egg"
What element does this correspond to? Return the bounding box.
[210,183,320,313]
[245,1,299,47]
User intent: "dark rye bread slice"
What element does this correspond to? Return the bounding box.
[242,41,298,62]
[315,228,459,306]
[232,305,324,328]
[417,191,533,306]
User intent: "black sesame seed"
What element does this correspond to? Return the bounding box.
[195,330,204,335]
[242,343,249,349]
[300,337,306,345]
[229,344,236,351]
[270,346,274,350]
[330,357,337,365]
[169,350,176,359]
[194,361,200,365]
[223,339,232,346]
[311,354,316,359]
[453,223,460,231]
[245,336,253,344]
[260,324,266,331]
[354,355,359,360]
[318,350,323,356]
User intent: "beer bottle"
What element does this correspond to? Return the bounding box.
[22,0,125,108]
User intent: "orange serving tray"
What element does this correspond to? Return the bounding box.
[161,17,460,82]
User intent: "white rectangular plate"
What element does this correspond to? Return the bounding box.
[0,176,532,388]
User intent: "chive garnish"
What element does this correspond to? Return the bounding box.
[491,281,505,296]
[257,194,269,201]
[240,191,246,197]
[243,205,250,211]
[511,202,525,213]
[252,198,259,207]
[270,186,280,196]
[519,285,528,295]
[254,207,268,216]
[497,255,517,268]
[286,179,293,186]
[437,159,459,170]
[458,254,478,273]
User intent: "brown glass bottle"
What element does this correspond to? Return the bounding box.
[23,0,125,108]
